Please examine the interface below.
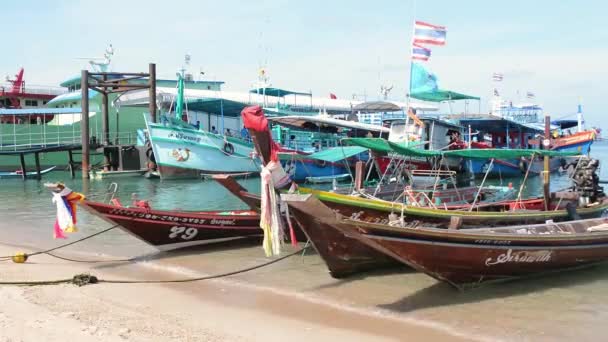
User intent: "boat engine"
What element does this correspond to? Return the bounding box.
[568,158,604,204]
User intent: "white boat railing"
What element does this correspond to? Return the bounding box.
[0,84,66,96]
[0,129,138,152]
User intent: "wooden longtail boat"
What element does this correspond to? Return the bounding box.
[282,193,399,277]
[284,194,608,289]
[81,200,262,251]
[298,187,608,227]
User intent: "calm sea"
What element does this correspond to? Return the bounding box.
[2,142,608,341]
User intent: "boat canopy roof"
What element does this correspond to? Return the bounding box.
[343,138,579,159]
[268,115,390,134]
[116,88,408,116]
[552,119,579,129]
[249,87,311,97]
[307,146,367,163]
[352,101,403,113]
[0,108,82,116]
[459,118,544,134]
[410,90,480,102]
[47,89,99,106]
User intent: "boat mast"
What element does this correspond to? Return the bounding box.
[543,113,551,210]
[577,100,583,133]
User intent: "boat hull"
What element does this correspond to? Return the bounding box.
[281,157,349,182]
[284,194,399,278]
[147,121,261,177]
[468,157,562,178]
[362,235,608,287]
[81,201,262,251]
[339,217,608,288]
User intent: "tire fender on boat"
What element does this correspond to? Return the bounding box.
[315,159,327,168]
[223,142,235,155]
[519,158,528,173]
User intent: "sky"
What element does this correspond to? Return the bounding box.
[2,0,606,127]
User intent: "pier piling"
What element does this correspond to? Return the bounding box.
[149,63,157,123]
[34,152,41,181]
[68,150,75,178]
[81,70,90,180]
[18,154,26,181]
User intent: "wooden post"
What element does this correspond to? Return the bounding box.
[68,149,75,178]
[19,153,26,181]
[101,75,110,145]
[543,114,551,211]
[34,152,41,181]
[81,70,90,179]
[354,161,364,191]
[149,63,157,123]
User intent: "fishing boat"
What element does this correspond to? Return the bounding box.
[460,101,595,177]
[146,117,262,178]
[81,199,263,251]
[243,106,606,226]
[286,194,608,289]
[0,166,56,179]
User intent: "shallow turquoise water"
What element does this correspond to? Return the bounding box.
[1,142,608,341]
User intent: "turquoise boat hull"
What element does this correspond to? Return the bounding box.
[147,121,261,178]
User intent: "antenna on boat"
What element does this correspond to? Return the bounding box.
[78,43,114,72]
[380,85,393,100]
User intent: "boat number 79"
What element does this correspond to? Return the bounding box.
[169,226,198,240]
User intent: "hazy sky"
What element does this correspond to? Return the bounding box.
[3,0,606,127]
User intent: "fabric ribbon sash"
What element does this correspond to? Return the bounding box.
[52,187,85,239]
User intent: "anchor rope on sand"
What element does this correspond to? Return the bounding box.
[0,224,122,263]
[0,247,308,286]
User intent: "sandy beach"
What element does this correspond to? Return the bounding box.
[0,242,475,342]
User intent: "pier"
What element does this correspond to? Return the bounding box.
[0,64,157,181]
[79,63,157,179]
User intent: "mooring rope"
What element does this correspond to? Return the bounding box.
[0,224,121,262]
[0,247,307,286]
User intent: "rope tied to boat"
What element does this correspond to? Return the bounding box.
[0,246,308,286]
[0,224,121,262]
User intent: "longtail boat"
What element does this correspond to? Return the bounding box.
[284,194,608,289]
[81,200,262,251]
[298,186,608,226]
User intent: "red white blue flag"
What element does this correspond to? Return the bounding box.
[413,21,447,46]
[412,43,431,61]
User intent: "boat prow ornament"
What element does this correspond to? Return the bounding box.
[171,148,190,162]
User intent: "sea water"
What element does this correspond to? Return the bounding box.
[2,142,608,341]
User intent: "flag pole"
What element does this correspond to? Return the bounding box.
[408,20,415,107]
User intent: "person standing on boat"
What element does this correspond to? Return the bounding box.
[211,126,218,134]
[241,126,250,141]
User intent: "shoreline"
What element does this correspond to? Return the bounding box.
[0,242,481,342]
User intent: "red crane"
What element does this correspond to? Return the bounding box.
[2,68,25,108]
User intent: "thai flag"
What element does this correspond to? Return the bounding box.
[413,21,447,46]
[526,91,535,99]
[493,73,504,81]
[412,44,431,61]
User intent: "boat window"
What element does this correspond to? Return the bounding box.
[25,100,38,106]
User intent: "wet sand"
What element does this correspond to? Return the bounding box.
[0,241,473,342]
